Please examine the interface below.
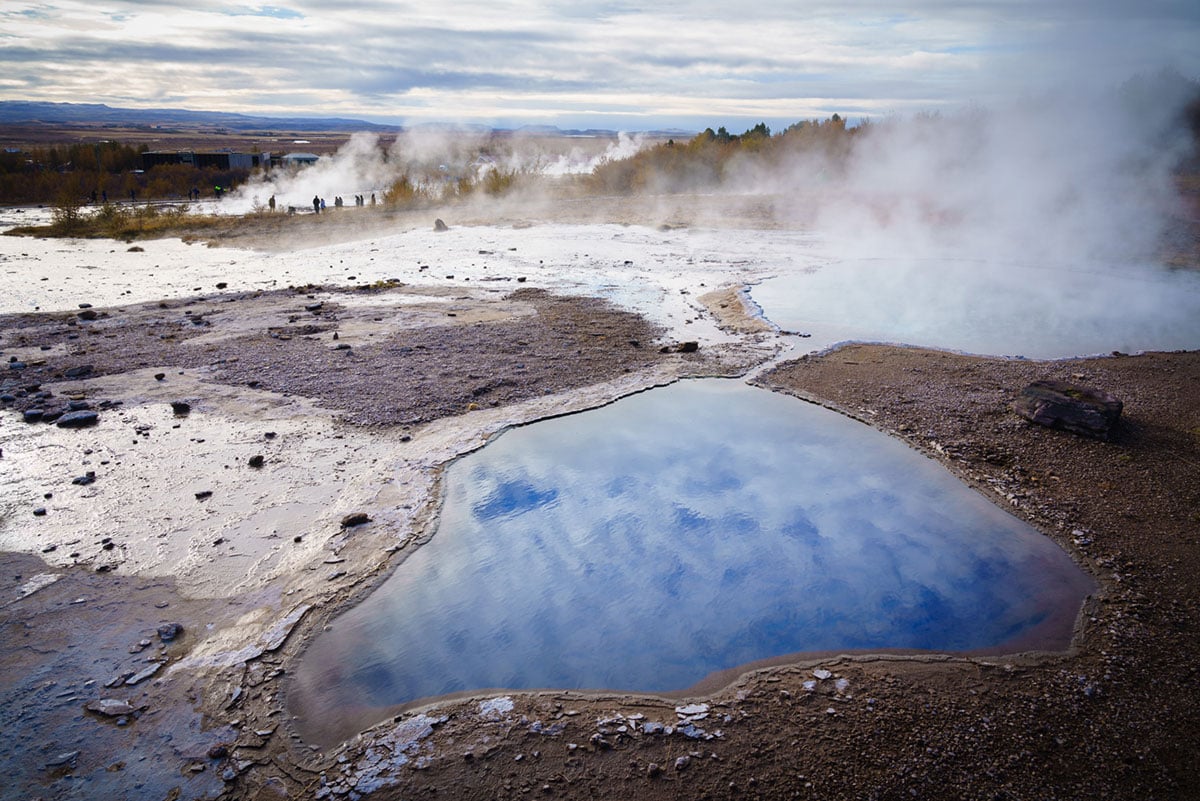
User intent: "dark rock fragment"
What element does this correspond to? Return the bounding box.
[433,218,449,232]
[78,309,98,321]
[157,622,183,642]
[1012,380,1123,440]
[248,454,265,468]
[170,400,191,415]
[56,410,100,428]
[22,409,44,423]
[340,512,371,528]
[63,365,93,378]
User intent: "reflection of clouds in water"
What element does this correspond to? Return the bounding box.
[295,380,1092,714]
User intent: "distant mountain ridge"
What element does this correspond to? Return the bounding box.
[0,100,401,133]
[0,100,692,137]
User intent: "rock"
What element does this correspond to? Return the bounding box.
[647,762,662,778]
[195,490,213,500]
[68,400,91,411]
[676,703,709,717]
[674,755,691,771]
[433,218,449,232]
[72,471,96,486]
[125,662,163,685]
[215,282,227,289]
[248,454,265,468]
[207,744,229,759]
[56,410,100,428]
[305,302,324,312]
[86,698,134,717]
[813,668,832,680]
[1012,380,1123,440]
[340,512,371,528]
[33,507,47,516]
[157,622,183,642]
[154,372,166,381]
[78,309,98,321]
[45,751,79,768]
[170,400,191,415]
[63,365,94,378]
[22,409,43,423]
[677,341,699,353]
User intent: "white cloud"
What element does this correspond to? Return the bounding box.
[2,1,1197,128]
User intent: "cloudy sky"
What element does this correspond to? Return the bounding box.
[2,1,1198,130]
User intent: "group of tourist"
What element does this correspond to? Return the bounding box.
[306,193,377,214]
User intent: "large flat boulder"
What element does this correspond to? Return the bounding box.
[1012,379,1123,440]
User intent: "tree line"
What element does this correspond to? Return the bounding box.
[585,115,863,194]
[0,141,249,204]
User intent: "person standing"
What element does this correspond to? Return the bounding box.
[268,195,276,212]
[313,195,320,214]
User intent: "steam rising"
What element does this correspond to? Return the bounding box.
[814,88,1193,267]
[230,129,651,214]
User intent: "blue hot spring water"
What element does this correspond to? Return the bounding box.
[289,380,1093,743]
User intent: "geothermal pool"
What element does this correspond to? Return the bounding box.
[751,256,1200,358]
[290,380,1094,743]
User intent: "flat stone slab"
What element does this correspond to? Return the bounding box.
[1012,379,1122,440]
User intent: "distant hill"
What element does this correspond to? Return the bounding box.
[0,101,692,138]
[0,101,403,133]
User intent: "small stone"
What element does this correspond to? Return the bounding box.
[207,744,229,759]
[86,698,134,717]
[157,622,183,642]
[33,507,47,516]
[78,309,98,321]
[647,763,662,777]
[674,755,690,771]
[215,282,227,290]
[340,512,370,528]
[248,454,265,468]
[56,410,100,428]
[813,668,832,680]
[677,341,699,353]
[433,218,449,232]
[46,751,79,768]
[305,302,324,312]
[195,490,213,500]
[170,401,191,415]
[154,373,166,381]
[22,409,44,423]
